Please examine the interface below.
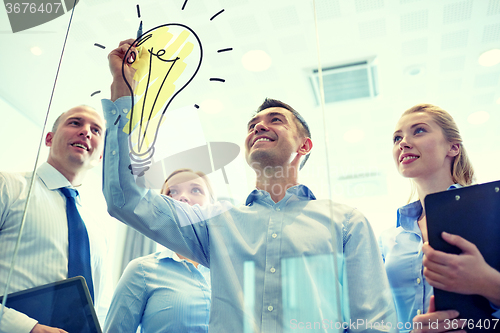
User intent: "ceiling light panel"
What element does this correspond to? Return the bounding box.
[400,10,428,33]
[478,49,500,67]
[441,30,469,50]
[309,60,379,105]
[358,19,386,40]
[442,0,473,24]
[467,111,490,125]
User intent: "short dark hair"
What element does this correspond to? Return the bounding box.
[255,98,311,169]
[51,112,66,133]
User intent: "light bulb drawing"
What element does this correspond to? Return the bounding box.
[92,3,236,186]
[122,23,203,176]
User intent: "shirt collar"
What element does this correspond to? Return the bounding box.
[158,248,175,260]
[158,249,195,264]
[397,184,462,230]
[245,184,316,206]
[37,162,82,205]
[37,162,73,190]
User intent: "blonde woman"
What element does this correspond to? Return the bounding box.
[104,169,214,333]
[379,104,500,333]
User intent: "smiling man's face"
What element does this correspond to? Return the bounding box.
[45,106,105,174]
[245,107,305,170]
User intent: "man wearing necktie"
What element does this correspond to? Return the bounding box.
[0,105,106,333]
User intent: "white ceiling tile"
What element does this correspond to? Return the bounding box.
[401,38,428,56]
[471,92,495,105]
[97,11,132,33]
[229,15,260,36]
[440,55,466,72]
[474,72,500,88]
[400,10,428,32]
[218,0,249,8]
[358,19,386,39]
[315,0,342,20]
[177,0,208,16]
[442,0,473,24]
[487,0,500,16]
[69,20,98,42]
[441,30,469,50]
[83,0,110,6]
[400,0,422,3]
[482,23,500,43]
[354,0,384,13]
[278,34,307,54]
[270,6,301,29]
[196,24,224,45]
[439,78,462,94]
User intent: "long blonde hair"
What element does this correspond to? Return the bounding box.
[401,104,475,201]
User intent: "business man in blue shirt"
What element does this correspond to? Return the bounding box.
[102,39,397,333]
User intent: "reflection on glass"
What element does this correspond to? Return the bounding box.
[282,253,345,333]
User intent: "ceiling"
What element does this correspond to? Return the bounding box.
[1,0,499,233]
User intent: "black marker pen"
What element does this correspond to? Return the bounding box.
[137,21,143,39]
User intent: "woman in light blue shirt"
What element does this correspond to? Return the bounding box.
[379,104,500,333]
[103,169,214,333]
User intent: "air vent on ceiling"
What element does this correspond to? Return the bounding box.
[309,59,379,105]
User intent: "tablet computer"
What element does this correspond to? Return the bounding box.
[425,180,500,326]
[2,276,102,333]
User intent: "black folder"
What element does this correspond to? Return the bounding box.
[1,276,102,333]
[425,180,500,329]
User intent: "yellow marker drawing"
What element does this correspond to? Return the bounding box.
[122,24,202,165]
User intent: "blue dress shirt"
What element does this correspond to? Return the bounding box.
[379,200,430,332]
[103,249,210,333]
[102,97,397,333]
[379,184,500,331]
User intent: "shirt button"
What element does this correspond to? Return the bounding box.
[112,151,116,155]
[111,110,116,115]
[417,278,421,284]
[268,306,273,312]
[122,108,128,114]
[275,207,280,211]
[272,233,277,239]
[270,267,276,273]
[417,309,421,315]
